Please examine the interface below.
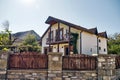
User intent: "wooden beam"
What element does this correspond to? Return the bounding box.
[68,26,71,55]
[57,23,60,52]
[49,25,51,52]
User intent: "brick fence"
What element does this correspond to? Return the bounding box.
[0,52,120,80]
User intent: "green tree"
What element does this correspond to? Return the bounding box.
[21,34,41,52]
[0,31,9,45]
[108,33,120,54]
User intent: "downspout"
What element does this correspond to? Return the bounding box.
[106,39,108,54]
[80,31,83,54]
[97,37,99,54]
[96,36,99,80]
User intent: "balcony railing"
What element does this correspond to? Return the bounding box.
[46,34,69,44]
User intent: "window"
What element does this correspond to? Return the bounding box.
[51,31,53,41]
[99,47,101,50]
[104,48,106,52]
[48,31,53,42]
[99,39,101,42]
[66,29,69,38]
[60,28,63,40]
[55,28,63,41]
[56,30,58,41]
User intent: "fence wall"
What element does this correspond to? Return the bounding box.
[1,52,120,80]
[8,52,48,69]
[62,55,97,70]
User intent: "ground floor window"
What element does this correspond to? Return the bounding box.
[44,47,53,54]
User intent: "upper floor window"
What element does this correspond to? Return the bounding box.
[99,39,101,43]
[99,47,101,50]
[60,28,63,40]
[104,48,106,52]
[55,28,63,41]
[48,30,54,41]
[51,31,53,41]
[66,29,69,39]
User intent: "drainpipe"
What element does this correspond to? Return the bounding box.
[97,37,99,54]
[96,36,99,80]
[80,31,83,54]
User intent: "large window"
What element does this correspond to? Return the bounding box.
[48,31,54,42]
[66,29,69,39]
[56,28,63,41]
[51,31,53,42]
[56,30,59,41]
[60,28,63,40]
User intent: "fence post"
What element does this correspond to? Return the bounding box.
[48,52,63,80]
[97,54,116,80]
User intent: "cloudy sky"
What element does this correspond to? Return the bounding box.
[0,0,120,36]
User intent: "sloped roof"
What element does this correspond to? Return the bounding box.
[88,27,98,35]
[41,16,107,39]
[45,16,91,33]
[98,31,107,38]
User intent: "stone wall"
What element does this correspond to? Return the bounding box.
[48,52,62,80]
[7,70,47,80]
[115,69,120,79]
[63,70,97,80]
[97,54,116,80]
[1,52,120,80]
[0,51,9,79]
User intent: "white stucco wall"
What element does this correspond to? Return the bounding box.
[98,37,107,54]
[82,32,97,55]
[51,43,68,55]
[41,30,49,53]
[42,22,107,55]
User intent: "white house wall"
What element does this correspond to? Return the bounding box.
[42,30,49,53]
[42,22,108,55]
[51,43,68,55]
[98,37,107,54]
[82,32,97,55]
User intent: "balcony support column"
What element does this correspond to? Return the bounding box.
[49,25,52,52]
[68,26,71,55]
[57,22,60,52]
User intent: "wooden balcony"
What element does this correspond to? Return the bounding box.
[46,35,69,45]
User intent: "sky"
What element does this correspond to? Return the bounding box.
[0,0,120,36]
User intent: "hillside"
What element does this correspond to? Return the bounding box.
[12,30,40,45]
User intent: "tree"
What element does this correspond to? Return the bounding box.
[0,20,17,45]
[0,20,18,51]
[108,33,120,54]
[21,34,41,52]
[0,31,9,45]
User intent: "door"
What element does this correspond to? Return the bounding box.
[64,45,69,55]
[44,47,53,54]
[44,47,48,54]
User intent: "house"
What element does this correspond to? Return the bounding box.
[41,16,107,55]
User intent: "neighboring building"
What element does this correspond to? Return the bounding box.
[12,30,40,46]
[41,16,107,55]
